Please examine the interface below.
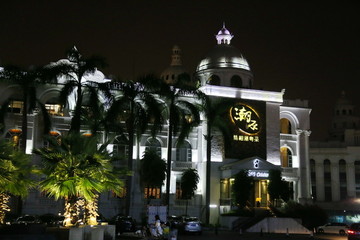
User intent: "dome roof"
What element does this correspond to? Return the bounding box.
[196,44,250,72]
[217,27,231,35]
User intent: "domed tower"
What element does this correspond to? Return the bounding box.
[329,91,360,141]
[160,45,188,85]
[195,24,254,88]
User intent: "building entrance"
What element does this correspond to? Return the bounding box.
[253,180,269,207]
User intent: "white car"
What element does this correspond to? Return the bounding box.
[317,222,348,235]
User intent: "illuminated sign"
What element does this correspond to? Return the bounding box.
[253,159,259,169]
[230,103,261,135]
[248,170,269,178]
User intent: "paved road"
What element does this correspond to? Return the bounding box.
[177,230,347,240]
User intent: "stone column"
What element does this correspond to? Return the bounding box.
[315,161,325,201]
[296,129,312,203]
[330,160,340,201]
[346,161,356,198]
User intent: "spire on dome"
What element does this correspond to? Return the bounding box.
[216,23,233,45]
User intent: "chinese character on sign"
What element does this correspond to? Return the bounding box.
[233,107,258,131]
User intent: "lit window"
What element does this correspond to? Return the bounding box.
[45,103,64,116]
[7,100,24,113]
[144,187,161,199]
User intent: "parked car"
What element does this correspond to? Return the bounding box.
[317,222,348,235]
[39,214,65,227]
[348,223,360,240]
[112,215,137,234]
[182,217,202,235]
[167,215,183,229]
[13,215,41,225]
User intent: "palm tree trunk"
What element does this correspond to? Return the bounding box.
[64,196,79,226]
[21,91,28,153]
[125,105,135,216]
[166,116,173,215]
[70,82,82,133]
[0,193,10,224]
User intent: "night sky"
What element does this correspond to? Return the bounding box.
[1,1,359,141]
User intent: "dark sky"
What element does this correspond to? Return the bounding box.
[1,1,359,141]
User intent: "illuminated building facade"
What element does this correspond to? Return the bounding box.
[0,25,312,224]
[310,92,360,223]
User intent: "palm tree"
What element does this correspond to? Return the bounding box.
[139,148,166,204]
[0,140,34,224]
[152,73,204,213]
[33,133,128,226]
[180,168,199,215]
[50,46,109,134]
[0,65,55,152]
[104,75,164,215]
[202,95,233,224]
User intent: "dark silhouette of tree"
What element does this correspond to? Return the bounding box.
[105,75,164,215]
[232,170,253,209]
[49,46,109,134]
[268,169,292,206]
[180,168,199,215]
[150,73,204,214]
[139,148,166,204]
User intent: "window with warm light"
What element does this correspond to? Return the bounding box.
[144,187,161,199]
[280,118,292,134]
[7,100,23,113]
[280,147,292,167]
[45,103,64,116]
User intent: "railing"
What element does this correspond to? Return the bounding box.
[172,161,194,171]
[280,134,297,141]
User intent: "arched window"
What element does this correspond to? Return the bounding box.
[280,147,292,167]
[280,118,292,134]
[208,75,221,86]
[230,75,243,88]
[113,136,129,159]
[324,159,332,201]
[339,159,347,200]
[176,141,192,162]
[146,138,162,157]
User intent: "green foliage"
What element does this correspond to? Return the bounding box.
[180,168,199,200]
[268,169,292,203]
[279,201,328,230]
[139,148,166,188]
[232,170,253,209]
[0,140,34,223]
[34,133,128,201]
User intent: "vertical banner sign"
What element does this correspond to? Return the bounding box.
[224,99,266,159]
